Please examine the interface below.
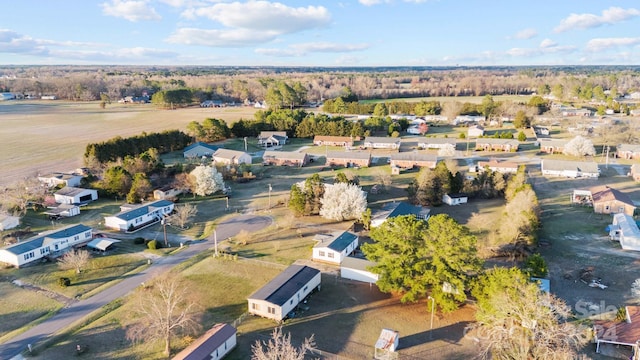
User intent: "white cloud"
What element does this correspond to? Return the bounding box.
[256,42,369,57]
[359,0,388,5]
[586,37,640,52]
[554,7,640,33]
[512,28,537,40]
[189,1,330,33]
[167,27,279,47]
[539,38,557,48]
[100,0,161,22]
[506,40,576,58]
[0,30,48,56]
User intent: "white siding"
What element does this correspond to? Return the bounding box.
[341,267,379,284]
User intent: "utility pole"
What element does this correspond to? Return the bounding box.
[162,219,168,247]
[244,137,248,152]
[428,296,435,339]
[268,184,273,209]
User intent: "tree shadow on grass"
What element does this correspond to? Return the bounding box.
[71,273,135,287]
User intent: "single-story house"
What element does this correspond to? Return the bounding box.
[153,186,184,200]
[212,149,252,165]
[562,108,592,117]
[475,138,519,152]
[326,151,371,168]
[541,160,600,178]
[453,115,484,125]
[0,224,92,268]
[172,323,237,360]
[257,131,288,148]
[588,185,636,216]
[370,202,431,228]
[0,214,20,231]
[389,153,438,170]
[183,142,219,159]
[54,187,98,205]
[609,213,640,251]
[417,138,457,150]
[104,200,174,232]
[533,126,550,136]
[617,144,640,160]
[443,193,468,206]
[631,164,640,182]
[44,204,80,218]
[538,138,568,154]
[313,136,355,147]
[38,172,83,188]
[467,125,485,138]
[262,151,309,167]
[473,159,519,174]
[340,257,379,284]
[363,137,402,150]
[247,264,321,322]
[312,231,359,265]
[594,306,640,356]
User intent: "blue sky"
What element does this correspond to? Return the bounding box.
[1,1,640,66]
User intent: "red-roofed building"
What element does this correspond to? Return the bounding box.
[594,306,640,356]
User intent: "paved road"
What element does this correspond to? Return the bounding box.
[0,214,272,360]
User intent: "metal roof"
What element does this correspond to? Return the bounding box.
[55,187,96,197]
[172,323,236,360]
[111,200,173,221]
[313,231,358,251]
[183,142,219,152]
[248,265,320,306]
[263,150,307,161]
[541,159,599,173]
[2,224,91,255]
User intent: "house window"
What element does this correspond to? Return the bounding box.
[251,303,259,310]
[328,252,334,258]
[74,235,79,241]
[605,205,610,211]
[85,231,91,237]
[268,307,275,314]
[24,254,29,260]
[619,207,624,213]
[318,251,325,257]
[290,299,293,305]
[304,286,308,292]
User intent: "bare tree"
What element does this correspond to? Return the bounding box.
[252,327,316,360]
[1,178,48,215]
[170,203,198,229]
[126,275,201,356]
[373,169,392,191]
[58,249,91,274]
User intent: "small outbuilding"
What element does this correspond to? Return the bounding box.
[443,193,468,206]
[183,142,219,159]
[87,237,121,252]
[44,204,80,218]
[312,231,359,265]
[340,257,379,284]
[212,149,252,165]
[594,306,640,357]
[247,264,321,322]
[609,213,640,251]
[54,187,98,205]
[374,328,399,360]
[172,323,237,360]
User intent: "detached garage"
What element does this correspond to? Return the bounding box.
[341,257,379,284]
[54,187,98,205]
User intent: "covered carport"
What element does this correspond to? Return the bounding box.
[87,238,121,252]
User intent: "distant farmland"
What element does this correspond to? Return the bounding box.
[0,101,258,186]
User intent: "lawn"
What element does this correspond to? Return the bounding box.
[359,94,533,104]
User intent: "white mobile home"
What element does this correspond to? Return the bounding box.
[38,172,83,188]
[104,200,174,232]
[609,213,640,251]
[172,323,237,360]
[312,231,358,265]
[541,160,600,178]
[0,214,20,231]
[443,193,468,206]
[54,187,98,205]
[247,265,321,322]
[0,224,92,268]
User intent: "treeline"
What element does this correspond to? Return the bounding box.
[84,130,191,163]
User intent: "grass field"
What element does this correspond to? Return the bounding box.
[0,101,260,186]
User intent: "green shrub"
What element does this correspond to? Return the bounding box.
[58,277,71,287]
[134,237,145,245]
[147,240,159,250]
[523,253,548,278]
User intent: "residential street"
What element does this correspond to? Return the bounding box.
[0,214,272,360]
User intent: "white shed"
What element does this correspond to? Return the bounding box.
[341,257,379,284]
[443,193,468,206]
[54,187,98,204]
[312,231,358,265]
[609,213,640,251]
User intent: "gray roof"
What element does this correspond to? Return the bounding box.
[618,144,640,153]
[248,265,320,306]
[314,231,358,251]
[112,200,173,221]
[538,138,568,147]
[373,202,430,222]
[542,159,599,173]
[263,150,307,161]
[326,151,371,160]
[417,138,457,145]
[475,138,519,146]
[390,152,438,162]
[172,323,236,360]
[55,187,95,197]
[2,224,91,255]
[258,131,288,138]
[183,142,218,153]
[213,148,249,160]
[364,136,401,144]
[341,256,377,271]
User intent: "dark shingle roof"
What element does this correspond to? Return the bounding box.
[112,200,173,221]
[183,142,219,152]
[172,323,236,360]
[314,231,358,251]
[248,265,320,306]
